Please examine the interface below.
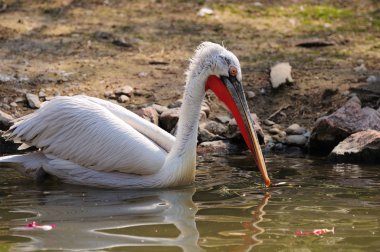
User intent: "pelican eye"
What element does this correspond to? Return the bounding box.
[229,66,237,77]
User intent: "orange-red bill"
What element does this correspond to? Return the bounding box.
[206,75,271,187]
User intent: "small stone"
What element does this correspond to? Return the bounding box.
[0,110,14,130]
[342,90,350,96]
[367,75,380,84]
[264,119,275,126]
[201,102,210,117]
[279,131,287,137]
[45,96,54,101]
[270,62,293,89]
[272,135,286,143]
[168,99,183,109]
[115,85,134,96]
[286,123,306,135]
[246,91,256,99]
[136,106,159,125]
[286,135,307,146]
[14,97,25,103]
[118,95,130,103]
[138,72,148,78]
[152,104,168,114]
[204,120,228,136]
[354,64,367,73]
[26,93,41,109]
[10,102,17,107]
[2,104,11,110]
[215,116,231,124]
[104,90,115,98]
[269,127,281,135]
[38,91,46,98]
[198,127,217,143]
[260,88,266,95]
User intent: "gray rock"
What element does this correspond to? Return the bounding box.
[201,101,210,117]
[118,95,130,103]
[246,91,256,99]
[269,127,281,135]
[136,106,159,125]
[354,64,367,73]
[204,120,228,136]
[152,104,168,114]
[198,127,217,143]
[38,91,46,98]
[10,102,17,108]
[272,135,286,144]
[286,135,307,146]
[264,119,275,126]
[286,123,306,135]
[168,99,183,109]
[329,130,380,163]
[0,110,14,130]
[159,107,180,132]
[197,140,239,154]
[270,62,293,89]
[2,104,11,110]
[104,90,115,99]
[310,96,380,154]
[115,85,134,96]
[227,113,265,144]
[26,93,41,109]
[14,97,25,103]
[367,75,380,85]
[279,130,287,137]
[216,115,231,124]
[45,96,54,101]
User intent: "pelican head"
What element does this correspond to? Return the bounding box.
[187,42,271,187]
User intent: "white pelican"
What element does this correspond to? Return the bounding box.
[0,42,270,188]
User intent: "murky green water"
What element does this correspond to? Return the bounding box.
[0,154,379,251]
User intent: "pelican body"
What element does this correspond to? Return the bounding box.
[0,42,270,188]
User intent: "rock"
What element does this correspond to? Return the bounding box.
[136,106,159,125]
[279,130,287,137]
[104,90,115,99]
[14,97,25,103]
[270,62,293,89]
[115,85,134,96]
[9,102,17,108]
[168,99,182,109]
[197,7,214,17]
[272,135,286,144]
[216,115,231,124]
[159,107,180,132]
[26,93,41,109]
[329,130,380,163]
[0,110,14,130]
[118,95,130,103]
[246,91,255,99]
[38,91,46,98]
[286,135,307,146]
[269,127,281,135]
[310,96,380,154]
[286,123,306,135]
[152,104,168,114]
[264,119,275,126]
[204,120,228,136]
[138,72,148,78]
[367,75,380,85]
[198,127,217,143]
[45,96,54,101]
[354,64,367,73]
[197,140,240,154]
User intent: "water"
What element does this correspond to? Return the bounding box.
[0,154,379,251]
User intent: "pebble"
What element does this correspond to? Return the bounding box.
[168,99,183,108]
[354,64,367,73]
[0,110,14,129]
[104,90,115,98]
[286,135,307,146]
[197,7,214,17]
[198,127,217,142]
[14,97,25,103]
[269,127,281,135]
[286,123,306,135]
[2,104,11,110]
[10,102,17,107]
[204,120,228,136]
[38,91,46,98]
[115,85,134,96]
[246,91,256,99]
[45,96,54,101]
[152,104,168,114]
[26,93,41,109]
[118,95,130,103]
[215,116,230,124]
[264,119,276,126]
[138,72,148,78]
[367,75,380,84]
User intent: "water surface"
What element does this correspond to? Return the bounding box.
[0,154,379,251]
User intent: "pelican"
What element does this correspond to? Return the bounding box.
[0,42,270,188]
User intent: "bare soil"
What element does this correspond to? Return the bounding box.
[0,0,379,130]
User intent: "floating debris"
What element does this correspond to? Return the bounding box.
[295,227,334,236]
[25,221,56,231]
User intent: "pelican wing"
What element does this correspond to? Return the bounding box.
[4,96,171,175]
